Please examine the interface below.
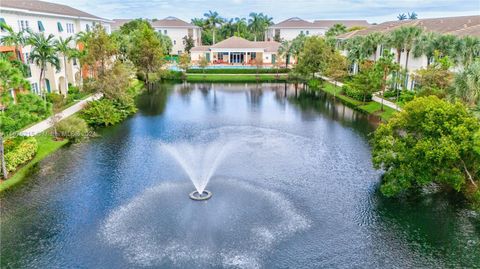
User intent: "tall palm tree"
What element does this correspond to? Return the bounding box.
[248,12,272,41]
[408,12,418,20]
[278,40,293,68]
[54,36,75,95]
[363,32,384,61]
[325,23,347,37]
[397,13,407,20]
[413,32,437,66]
[234,17,248,37]
[203,11,224,44]
[456,36,480,67]
[399,26,423,71]
[346,36,368,74]
[0,24,26,61]
[387,28,405,64]
[433,34,457,60]
[27,32,60,101]
[219,18,235,38]
[453,60,480,107]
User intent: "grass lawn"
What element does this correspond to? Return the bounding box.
[0,135,69,192]
[321,82,398,121]
[186,73,287,82]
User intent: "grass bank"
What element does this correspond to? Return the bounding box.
[0,135,69,192]
[186,68,290,74]
[186,73,287,83]
[321,82,397,121]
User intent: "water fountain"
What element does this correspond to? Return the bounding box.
[162,140,234,200]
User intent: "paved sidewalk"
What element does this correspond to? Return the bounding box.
[19,93,103,136]
[319,76,401,111]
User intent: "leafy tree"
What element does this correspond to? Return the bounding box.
[0,23,26,60]
[119,19,153,35]
[48,93,66,140]
[198,56,209,79]
[296,36,332,79]
[204,11,224,44]
[0,57,29,99]
[156,32,173,55]
[325,51,348,90]
[54,36,75,95]
[414,53,454,98]
[27,32,60,101]
[348,61,382,103]
[325,23,347,38]
[178,53,191,80]
[397,13,407,20]
[277,34,306,68]
[128,25,164,89]
[83,24,117,76]
[182,35,195,53]
[372,96,480,204]
[94,60,136,102]
[82,99,122,126]
[452,60,480,107]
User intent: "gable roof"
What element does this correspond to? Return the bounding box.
[192,37,280,52]
[151,16,199,28]
[111,19,131,31]
[270,17,316,28]
[313,20,370,28]
[0,0,107,21]
[338,15,480,38]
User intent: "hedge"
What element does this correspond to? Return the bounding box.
[5,137,38,173]
[186,68,290,74]
[342,84,372,102]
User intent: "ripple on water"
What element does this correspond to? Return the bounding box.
[100,179,311,268]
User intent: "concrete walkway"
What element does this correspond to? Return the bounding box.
[19,93,103,137]
[319,76,401,111]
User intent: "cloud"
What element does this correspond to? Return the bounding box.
[47,0,479,23]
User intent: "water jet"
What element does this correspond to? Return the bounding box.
[189,190,213,201]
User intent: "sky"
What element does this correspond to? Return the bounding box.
[48,0,480,23]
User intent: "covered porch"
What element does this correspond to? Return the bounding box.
[211,51,264,65]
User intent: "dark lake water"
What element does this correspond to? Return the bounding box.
[1,83,479,268]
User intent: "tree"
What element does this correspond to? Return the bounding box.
[84,24,117,76]
[345,36,369,73]
[277,34,306,68]
[27,32,60,102]
[182,35,195,53]
[413,32,437,66]
[178,53,191,80]
[456,36,480,67]
[119,19,153,35]
[234,17,249,38]
[397,13,407,20]
[325,51,348,90]
[94,60,135,103]
[387,28,405,64]
[325,23,347,38]
[363,32,384,61]
[296,36,332,79]
[414,53,454,98]
[248,12,273,41]
[0,23,26,61]
[375,51,400,110]
[349,61,382,103]
[54,36,75,95]
[49,93,66,140]
[128,25,164,90]
[398,26,423,71]
[156,32,173,55]
[204,11,224,44]
[452,60,480,107]
[408,12,418,20]
[198,56,209,79]
[372,96,480,204]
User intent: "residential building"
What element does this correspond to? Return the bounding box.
[266,17,370,41]
[151,17,201,55]
[0,0,111,95]
[190,36,283,65]
[337,15,480,89]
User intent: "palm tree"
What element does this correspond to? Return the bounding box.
[54,36,75,95]
[433,34,457,60]
[0,24,26,61]
[278,40,293,68]
[456,36,480,67]
[219,18,235,38]
[191,18,206,28]
[363,32,384,61]
[408,12,418,20]
[387,28,405,64]
[325,23,347,37]
[399,26,423,71]
[346,36,368,74]
[248,12,272,41]
[413,32,437,66]
[453,60,480,107]
[27,32,60,101]
[234,17,248,37]
[397,13,407,20]
[203,11,224,44]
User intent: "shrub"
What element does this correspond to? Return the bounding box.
[81,99,122,126]
[4,137,38,172]
[0,93,51,133]
[399,90,415,103]
[185,68,290,74]
[56,116,91,142]
[343,84,372,102]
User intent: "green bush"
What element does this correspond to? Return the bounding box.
[56,116,91,142]
[399,90,415,103]
[343,85,372,102]
[81,99,122,126]
[4,137,38,172]
[186,68,290,74]
[66,86,88,104]
[160,70,183,81]
[383,90,398,98]
[0,93,51,134]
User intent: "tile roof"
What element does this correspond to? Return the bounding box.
[151,16,198,28]
[337,15,480,38]
[270,17,317,28]
[313,20,370,28]
[0,0,107,21]
[111,19,131,31]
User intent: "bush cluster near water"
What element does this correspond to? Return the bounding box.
[186,68,290,74]
[342,85,373,102]
[4,137,38,173]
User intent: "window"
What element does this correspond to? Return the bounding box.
[31,83,39,94]
[0,18,6,32]
[24,52,29,63]
[306,30,309,35]
[86,24,90,32]
[173,40,176,45]
[300,30,304,35]
[38,21,45,32]
[250,52,257,60]
[18,20,29,31]
[66,23,75,33]
[57,22,63,32]
[164,29,167,35]
[73,58,77,65]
